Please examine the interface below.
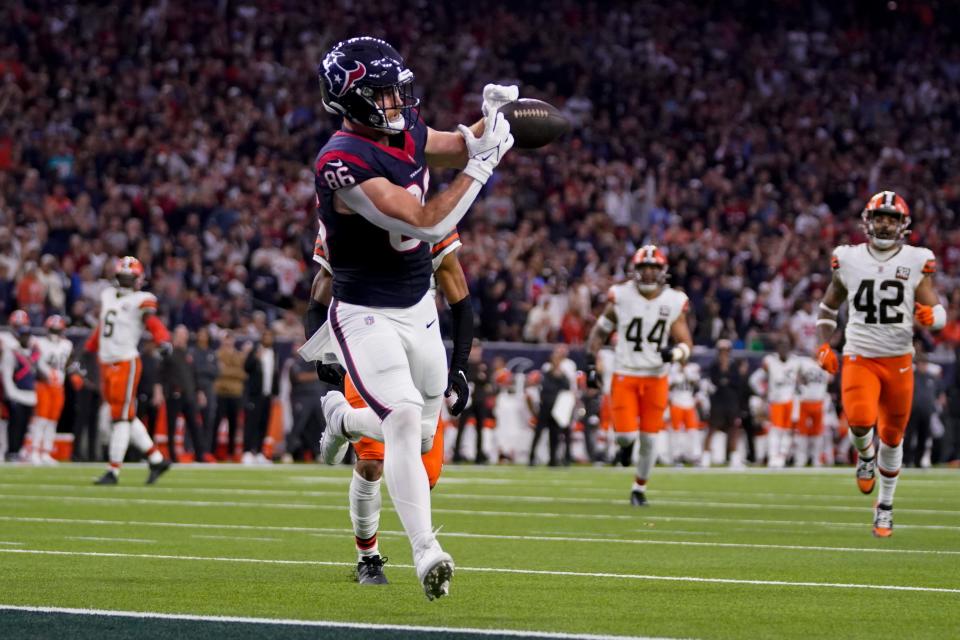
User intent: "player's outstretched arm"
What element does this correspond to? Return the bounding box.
[436,252,473,415]
[426,84,519,169]
[336,109,513,243]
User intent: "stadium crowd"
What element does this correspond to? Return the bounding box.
[1,1,960,464]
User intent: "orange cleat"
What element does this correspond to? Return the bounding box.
[855,453,876,495]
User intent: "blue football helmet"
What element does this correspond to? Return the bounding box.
[319,37,420,133]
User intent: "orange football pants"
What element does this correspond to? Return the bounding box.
[611,374,668,434]
[841,354,913,446]
[796,400,824,437]
[345,375,444,489]
[35,381,66,422]
[768,401,793,430]
[100,358,142,421]
[669,405,700,431]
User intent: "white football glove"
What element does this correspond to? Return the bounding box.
[482,83,519,117]
[457,111,514,184]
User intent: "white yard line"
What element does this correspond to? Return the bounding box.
[2,515,958,556]
[0,541,24,546]
[65,536,157,544]
[191,534,281,542]
[0,605,671,640]
[3,492,959,523]
[1,548,958,595]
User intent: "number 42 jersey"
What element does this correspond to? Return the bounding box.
[832,243,936,358]
[608,283,688,377]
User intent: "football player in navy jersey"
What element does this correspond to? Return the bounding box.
[309,36,515,600]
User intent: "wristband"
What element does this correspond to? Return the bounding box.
[932,304,947,330]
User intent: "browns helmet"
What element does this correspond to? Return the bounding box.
[862,191,910,250]
[631,245,668,293]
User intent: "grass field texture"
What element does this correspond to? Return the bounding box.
[0,463,958,639]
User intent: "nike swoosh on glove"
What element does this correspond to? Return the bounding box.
[482,83,519,118]
[457,111,514,184]
[445,367,470,416]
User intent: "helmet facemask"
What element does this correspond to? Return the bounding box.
[634,264,667,294]
[359,73,419,133]
[862,209,909,250]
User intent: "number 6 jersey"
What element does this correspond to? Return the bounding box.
[832,243,936,358]
[608,283,688,377]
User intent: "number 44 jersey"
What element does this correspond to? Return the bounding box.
[832,243,936,358]
[608,283,688,377]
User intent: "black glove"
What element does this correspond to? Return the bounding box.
[158,342,174,359]
[584,353,601,389]
[659,346,676,363]
[445,366,470,416]
[316,362,345,386]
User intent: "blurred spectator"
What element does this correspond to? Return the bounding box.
[243,330,278,464]
[213,333,247,461]
[191,326,220,451]
[905,348,944,468]
[136,337,164,441]
[452,340,494,464]
[68,349,100,462]
[162,325,208,463]
[528,345,575,467]
[283,344,327,462]
[702,340,748,466]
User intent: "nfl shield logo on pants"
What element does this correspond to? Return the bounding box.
[365,315,375,325]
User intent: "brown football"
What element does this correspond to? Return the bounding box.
[499,99,570,149]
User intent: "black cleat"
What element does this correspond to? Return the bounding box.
[94,471,118,485]
[146,459,171,485]
[356,555,389,585]
[630,490,648,507]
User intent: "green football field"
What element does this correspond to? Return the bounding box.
[0,463,958,639]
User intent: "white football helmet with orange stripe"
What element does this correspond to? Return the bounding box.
[114,256,145,290]
[631,245,668,293]
[862,190,910,250]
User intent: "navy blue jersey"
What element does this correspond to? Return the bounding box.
[314,119,433,308]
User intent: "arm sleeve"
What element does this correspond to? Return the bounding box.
[448,297,474,371]
[337,180,483,244]
[84,325,100,353]
[144,315,171,344]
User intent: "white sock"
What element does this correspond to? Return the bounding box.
[130,418,162,463]
[877,441,903,506]
[27,420,42,458]
[767,429,781,465]
[850,428,875,460]
[810,435,823,467]
[689,430,703,460]
[635,433,657,485]
[42,419,57,455]
[350,469,382,559]
[779,428,793,459]
[344,406,384,442]
[793,436,809,467]
[381,403,434,557]
[109,421,131,472]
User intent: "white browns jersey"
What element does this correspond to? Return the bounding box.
[832,243,936,358]
[752,354,801,404]
[668,362,701,408]
[796,356,830,402]
[97,287,158,363]
[34,336,73,386]
[608,284,688,377]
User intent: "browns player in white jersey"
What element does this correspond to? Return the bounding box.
[748,335,801,468]
[84,257,173,485]
[668,361,704,464]
[794,355,831,467]
[26,315,74,464]
[816,191,944,537]
[587,246,693,506]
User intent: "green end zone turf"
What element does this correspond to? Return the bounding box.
[0,464,958,639]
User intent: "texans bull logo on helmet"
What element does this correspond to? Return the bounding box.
[322,50,368,98]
